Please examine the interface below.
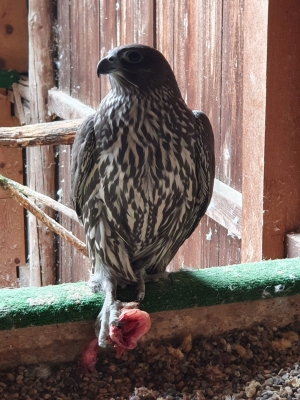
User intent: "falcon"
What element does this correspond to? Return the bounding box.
[71,44,215,351]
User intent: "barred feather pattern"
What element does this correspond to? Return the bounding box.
[72,81,214,291]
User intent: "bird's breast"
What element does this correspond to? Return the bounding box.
[93,92,198,251]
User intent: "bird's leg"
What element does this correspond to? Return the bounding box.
[95,282,121,348]
[135,270,173,303]
[136,269,146,302]
[144,271,173,284]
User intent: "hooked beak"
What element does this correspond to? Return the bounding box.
[97,57,118,77]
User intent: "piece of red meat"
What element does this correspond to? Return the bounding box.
[81,337,98,373]
[81,307,151,372]
[109,308,151,356]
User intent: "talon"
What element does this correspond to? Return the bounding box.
[137,291,145,303]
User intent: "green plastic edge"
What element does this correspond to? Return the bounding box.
[0,70,20,89]
[0,257,300,331]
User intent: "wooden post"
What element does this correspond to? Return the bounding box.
[241,0,268,263]
[28,0,56,286]
[262,1,300,259]
[242,1,300,262]
[0,0,28,288]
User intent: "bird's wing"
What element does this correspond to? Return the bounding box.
[140,111,215,274]
[185,110,215,237]
[70,114,96,220]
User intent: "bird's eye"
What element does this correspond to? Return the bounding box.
[125,51,143,63]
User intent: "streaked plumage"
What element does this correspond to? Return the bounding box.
[71,44,215,347]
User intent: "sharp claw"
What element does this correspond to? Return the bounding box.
[95,294,121,348]
[137,291,145,302]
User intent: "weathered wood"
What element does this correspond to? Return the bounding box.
[70,0,101,109]
[206,180,242,239]
[117,0,155,45]
[156,1,174,69]
[0,89,26,288]
[241,1,269,263]
[168,0,228,270]
[57,0,71,94]
[28,0,56,286]
[286,233,300,259]
[262,1,300,260]
[17,82,30,102]
[0,119,83,147]
[99,0,118,99]
[48,89,95,119]
[0,173,79,222]
[220,0,243,192]
[0,0,28,72]
[0,174,87,258]
[215,0,244,266]
[0,198,26,288]
[12,83,26,126]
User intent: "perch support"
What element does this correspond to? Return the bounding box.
[0,173,87,257]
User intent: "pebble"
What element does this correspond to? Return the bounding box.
[0,323,300,399]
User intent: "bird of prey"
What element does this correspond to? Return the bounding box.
[71,44,215,351]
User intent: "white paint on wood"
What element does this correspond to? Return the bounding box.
[286,233,300,258]
[48,89,95,119]
[206,179,242,238]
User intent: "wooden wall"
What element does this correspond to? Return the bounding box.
[0,0,28,287]
[55,0,243,281]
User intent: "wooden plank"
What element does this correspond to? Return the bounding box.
[70,0,101,109]
[0,198,26,288]
[262,1,300,260]
[173,0,200,109]
[156,2,174,68]
[0,91,19,127]
[167,0,226,270]
[57,145,90,283]
[48,89,95,119]
[0,119,82,147]
[118,0,154,45]
[12,83,26,126]
[206,179,242,238]
[28,0,56,286]
[57,0,73,283]
[99,0,118,99]
[286,233,300,259]
[0,148,23,199]
[220,0,243,192]
[0,89,26,287]
[215,0,244,266]
[57,0,71,94]
[57,146,72,283]
[0,0,28,72]
[17,82,30,102]
[241,0,268,263]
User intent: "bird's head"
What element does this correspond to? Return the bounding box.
[97,44,180,94]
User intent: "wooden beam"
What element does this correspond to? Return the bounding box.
[48,88,95,119]
[28,0,56,286]
[262,1,300,259]
[286,233,300,259]
[206,179,242,239]
[0,173,87,258]
[241,0,268,263]
[0,119,83,147]
[12,83,26,126]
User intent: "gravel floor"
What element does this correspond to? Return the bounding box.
[1,321,300,399]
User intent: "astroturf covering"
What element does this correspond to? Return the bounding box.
[0,257,300,331]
